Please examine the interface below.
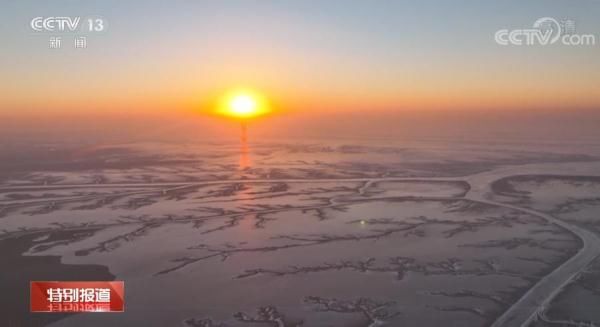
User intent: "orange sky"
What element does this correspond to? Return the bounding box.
[2,1,600,118]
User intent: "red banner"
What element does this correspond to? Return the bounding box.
[30,281,124,313]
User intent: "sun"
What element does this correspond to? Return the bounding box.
[230,94,257,117]
[215,90,270,119]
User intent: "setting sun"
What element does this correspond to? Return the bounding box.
[230,94,257,116]
[215,90,270,119]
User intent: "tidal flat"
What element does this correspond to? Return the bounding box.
[1,141,600,327]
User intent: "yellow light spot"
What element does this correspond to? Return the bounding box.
[230,94,257,116]
[215,90,270,119]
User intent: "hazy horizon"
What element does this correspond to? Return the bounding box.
[2,109,599,145]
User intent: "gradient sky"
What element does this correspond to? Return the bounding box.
[1,0,600,117]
